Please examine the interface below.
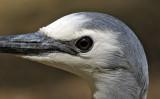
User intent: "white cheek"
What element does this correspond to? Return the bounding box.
[79,30,120,57]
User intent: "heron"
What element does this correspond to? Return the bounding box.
[0,12,148,99]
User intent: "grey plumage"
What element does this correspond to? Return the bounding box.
[71,12,149,99]
[0,12,149,99]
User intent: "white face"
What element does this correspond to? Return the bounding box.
[0,12,148,99]
[22,13,120,80]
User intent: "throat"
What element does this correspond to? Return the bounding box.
[90,71,140,99]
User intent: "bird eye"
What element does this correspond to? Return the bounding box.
[75,36,93,52]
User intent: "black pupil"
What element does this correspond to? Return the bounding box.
[80,40,88,47]
[76,36,93,52]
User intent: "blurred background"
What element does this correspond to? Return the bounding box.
[0,0,159,99]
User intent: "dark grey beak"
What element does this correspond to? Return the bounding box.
[0,32,77,55]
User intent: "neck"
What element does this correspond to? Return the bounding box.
[89,70,141,99]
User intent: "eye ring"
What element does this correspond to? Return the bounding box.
[75,36,93,52]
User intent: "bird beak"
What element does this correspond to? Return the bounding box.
[0,32,77,55]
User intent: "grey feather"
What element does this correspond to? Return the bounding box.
[73,12,149,99]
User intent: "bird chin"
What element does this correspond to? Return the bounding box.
[20,55,50,65]
[20,55,75,72]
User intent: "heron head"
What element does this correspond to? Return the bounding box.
[22,12,127,81]
[0,12,148,99]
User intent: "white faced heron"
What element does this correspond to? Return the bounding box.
[0,12,149,99]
